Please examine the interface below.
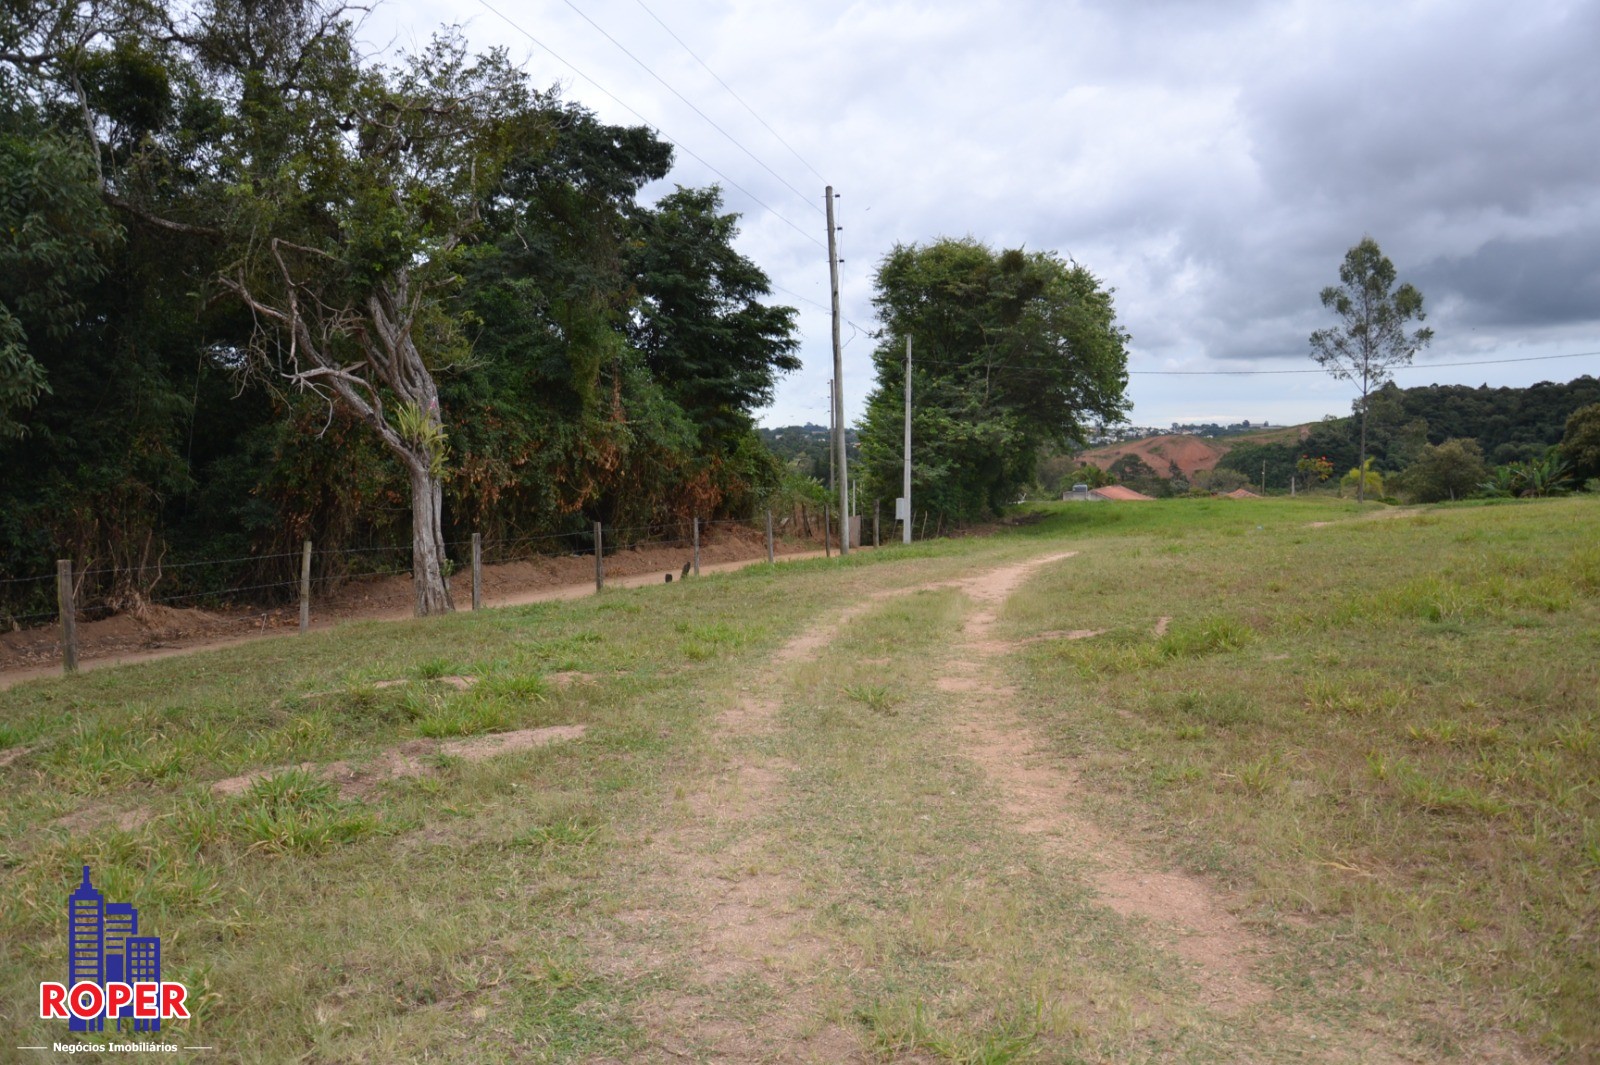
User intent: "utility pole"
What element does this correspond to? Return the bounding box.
[903,335,912,544]
[826,185,849,555]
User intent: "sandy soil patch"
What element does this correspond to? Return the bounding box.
[210,725,587,799]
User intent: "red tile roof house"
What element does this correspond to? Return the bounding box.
[1089,485,1155,501]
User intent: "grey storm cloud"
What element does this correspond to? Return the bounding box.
[1421,232,1600,328]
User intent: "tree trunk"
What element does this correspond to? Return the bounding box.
[1357,402,1368,504]
[408,463,454,616]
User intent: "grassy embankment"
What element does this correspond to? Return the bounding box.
[2,495,1594,1062]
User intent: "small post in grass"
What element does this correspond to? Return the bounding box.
[824,501,832,557]
[299,539,313,634]
[873,500,880,548]
[56,559,77,674]
[765,510,774,564]
[692,517,700,576]
[594,521,604,592]
[471,532,482,611]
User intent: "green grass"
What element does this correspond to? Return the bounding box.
[2,494,1595,1061]
[1007,495,1600,1059]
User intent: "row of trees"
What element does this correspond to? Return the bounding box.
[2,0,799,615]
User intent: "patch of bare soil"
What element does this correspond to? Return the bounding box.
[1078,434,1229,480]
[52,802,154,834]
[1019,628,1104,644]
[49,725,587,838]
[1307,506,1421,529]
[210,725,587,800]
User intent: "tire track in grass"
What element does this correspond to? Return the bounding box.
[935,551,1272,1015]
[938,552,1426,1062]
[602,595,895,1062]
[599,557,1067,1061]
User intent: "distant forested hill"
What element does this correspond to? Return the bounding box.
[1212,375,1600,488]
[1383,378,1600,463]
[758,425,858,490]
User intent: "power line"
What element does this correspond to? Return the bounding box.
[554,0,824,217]
[770,283,831,314]
[630,0,827,184]
[474,0,825,251]
[898,348,1598,377]
[1127,350,1600,376]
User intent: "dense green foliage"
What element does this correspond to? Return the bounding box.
[1210,377,1600,498]
[1557,402,1600,484]
[855,239,1129,522]
[0,0,799,617]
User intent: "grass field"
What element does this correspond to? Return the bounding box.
[2,496,1596,1062]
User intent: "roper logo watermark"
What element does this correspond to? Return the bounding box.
[37,867,190,1032]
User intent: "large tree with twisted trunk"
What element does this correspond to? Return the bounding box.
[203,12,543,614]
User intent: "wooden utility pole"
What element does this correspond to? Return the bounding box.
[903,335,913,544]
[692,517,700,576]
[826,185,849,555]
[594,522,604,592]
[766,510,775,564]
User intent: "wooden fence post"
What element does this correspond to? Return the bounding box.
[920,512,928,541]
[873,500,880,548]
[471,532,482,611]
[57,559,77,674]
[299,539,312,634]
[692,517,700,576]
[594,521,604,592]
[824,501,832,557]
[766,510,774,564]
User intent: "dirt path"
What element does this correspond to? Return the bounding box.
[599,595,892,1062]
[0,547,832,690]
[937,552,1272,1015]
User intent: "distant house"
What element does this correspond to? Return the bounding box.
[1089,485,1155,501]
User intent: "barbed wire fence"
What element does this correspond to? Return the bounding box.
[1,497,937,675]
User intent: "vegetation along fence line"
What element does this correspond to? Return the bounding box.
[6,502,937,676]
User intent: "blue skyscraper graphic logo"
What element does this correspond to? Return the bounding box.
[65,866,165,1033]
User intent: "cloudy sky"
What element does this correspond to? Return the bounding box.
[362,0,1600,430]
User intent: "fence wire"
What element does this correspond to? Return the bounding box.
[1,504,865,640]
